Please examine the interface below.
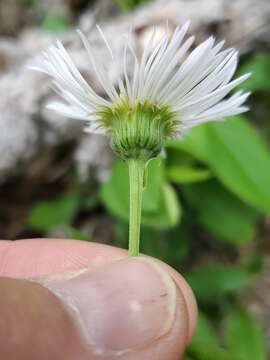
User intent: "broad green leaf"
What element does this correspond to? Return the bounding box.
[29,192,80,231]
[100,160,130,222]
[167,165,212,184]
[140,222,190,264]
[115,0,149,11]
[115,0,135,10]
[142,158,164,212]
[170,116,270,213]
[164,145,199,167]
[167,124,209,162]
[21,0,37,6]
[139,182,181,228]
[237,54,270,92]
[183,356,193,360]
[182,180,258,244]
[192,312,219,346]
[65,226,91,242]
[224,309,267,360]
[187,341,242,360]
[186,265,251,302]
[42,15,72,32]
[100,159,163,221]
[82,193,99,211]
[101,158,181,229]
[188,314,242,360]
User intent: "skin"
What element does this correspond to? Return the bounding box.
[0,239,197,360]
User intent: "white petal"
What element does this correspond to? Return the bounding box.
[186,91,251,122]
[174,50,238,109]
[77,30,118,102]
[178,73,251,118]
[84,122,106,134]
[96,24,114,60]
[47,102,91,121]
[31,23,251,139]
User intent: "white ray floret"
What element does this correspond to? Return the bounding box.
[30,22,251,136]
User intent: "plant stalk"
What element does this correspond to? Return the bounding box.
[128,158,145,256]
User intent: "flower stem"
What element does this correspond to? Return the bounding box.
[128,158,146,256]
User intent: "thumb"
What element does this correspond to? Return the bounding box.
[0,257,196,360]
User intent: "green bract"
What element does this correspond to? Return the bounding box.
[99,97,179,160]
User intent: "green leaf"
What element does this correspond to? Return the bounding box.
[224,309,267,360]
[142,158,164,212]
[167,125,209,162]
[142,183,181,228]
[65,226,91,242]
[183,180,258,244]
[140,222,190,264]
[186,265,251,302]
[166,165,212,184]
[164,144,197,167]
[29,192,79,231]
[101,159,163,221]
[100,160,130,222]
[165,145,212,182]
[101,158,181,229]
[81,193,99,211]
[237,54,270,92]
[115,0,149,11]
[171,116,270,213]
[42,15,72,32]
[183,356,194,360]
[192,312,219,346]
[187,341,242,360]
[188,314,242,360]
[20,0,37,7]
[115,0,135,10]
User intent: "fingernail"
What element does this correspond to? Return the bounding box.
[42,257,177,356]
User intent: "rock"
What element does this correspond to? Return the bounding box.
[74,134,112,182]
[0,0,26,36]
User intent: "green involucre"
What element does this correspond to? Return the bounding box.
[98,97,180,160]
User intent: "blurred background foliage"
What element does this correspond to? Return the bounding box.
[1,0,270,359]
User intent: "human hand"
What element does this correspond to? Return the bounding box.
[0,239,197,360]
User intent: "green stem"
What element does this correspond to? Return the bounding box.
[128,158,146,256]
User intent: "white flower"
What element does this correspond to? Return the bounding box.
[31,22,250,139]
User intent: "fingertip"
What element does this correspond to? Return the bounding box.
[0,239,126,278]
[0,239,197,359]
[174,273,197,343]
[146,257,197,343]
[38,255,192,359]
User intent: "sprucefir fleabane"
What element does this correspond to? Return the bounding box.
[31,22,250,256]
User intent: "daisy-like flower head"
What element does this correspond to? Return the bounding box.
[31,22,251,160]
